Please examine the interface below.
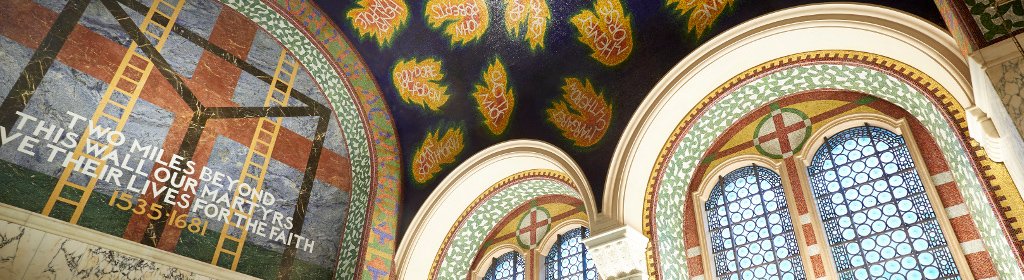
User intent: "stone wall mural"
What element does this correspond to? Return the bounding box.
[0,0,399,278]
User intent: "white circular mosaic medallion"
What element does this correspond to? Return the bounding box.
[516,206,551,248]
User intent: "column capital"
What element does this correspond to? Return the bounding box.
[583,224,649,280]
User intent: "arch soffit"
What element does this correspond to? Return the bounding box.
[395,140,597,279]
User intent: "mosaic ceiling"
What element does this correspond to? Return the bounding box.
[309,0,948,239]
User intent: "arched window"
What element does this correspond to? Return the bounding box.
[705,165,805,280]
[808,126,960,279]
[544,227,600,280]
[483,251,526,280]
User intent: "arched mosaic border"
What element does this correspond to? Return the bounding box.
[429,170,583,279]
[219,0,401,278]
[644,50,1024,279]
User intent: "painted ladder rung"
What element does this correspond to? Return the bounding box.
[240,170,264,180]
[268,97,287,107]
[74,144,110,159]
[152,9,169,19]
[230,208,254,219]
[243,162,265,173]
[123,60,148,74]
[117,73,141,86]
[253,137,275,148]
[55,197,83,207]
[240,158,268,170]
[144,31,162,41]
[156,1,178,13]
[145,22,167,33]
[107,100,130,110]
[257,125,278,135]
[57,181,90,191]
[126,53,151,69]
[277,71,294,83]
[247,148,269,159]
[221,233,243,244]
[260,116,282,126]
[215,247,241,257]
[99,113,125,123]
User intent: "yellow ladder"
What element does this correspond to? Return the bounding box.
[43,0,185,224]
[212,49,298,270]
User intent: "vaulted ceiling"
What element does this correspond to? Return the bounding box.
[309,0,948,240]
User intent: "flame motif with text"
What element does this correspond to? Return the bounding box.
[472,58,514,135]
[412,126,465,183]
[546,78,612,147]
[425,0,489,45]
[392,58,449,110]
[346,0,409,47]
[504,0,550,50]
[666,0,735,38]
[570,0,633,66]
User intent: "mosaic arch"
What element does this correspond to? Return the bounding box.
[468,194,588,277]
[312,0,947,239]
[430,170,585,280]
[644,50,1024,279]
[0,0,399,278]
[679,90,991,279]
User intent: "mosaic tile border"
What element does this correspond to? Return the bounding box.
[643,50,1024,279]
[428,170,582,280]
[216,0,401,278]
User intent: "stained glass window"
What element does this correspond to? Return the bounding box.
[705,165,806,280]
[544,227,600,280]
[808,126,960,280]
[484,251,526,280]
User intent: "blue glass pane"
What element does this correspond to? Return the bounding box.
[484,251,526,280]
[808,126,960,280]
[705,166,806,279]
[544,227,600,280]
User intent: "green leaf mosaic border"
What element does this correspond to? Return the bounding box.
[647,51,1023,279]
[216,0,401,278]
[964,0,1024,41]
